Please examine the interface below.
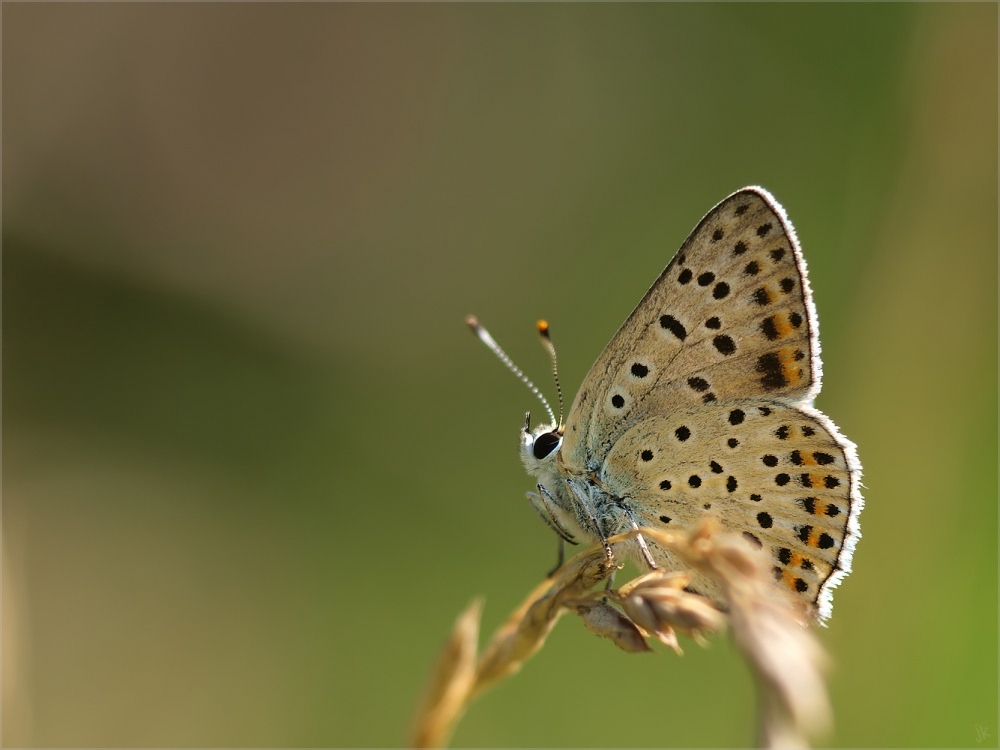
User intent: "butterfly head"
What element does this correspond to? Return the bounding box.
[520,412,563,474]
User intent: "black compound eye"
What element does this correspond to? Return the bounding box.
[533,431,562,460]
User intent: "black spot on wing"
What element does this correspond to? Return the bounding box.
[713,335,736,355]
[756,352,788,390]
[659,315,687,340]
[687,377,709,392]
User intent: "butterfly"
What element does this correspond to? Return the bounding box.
[470,187,862,622]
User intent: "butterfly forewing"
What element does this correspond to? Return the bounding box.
[561,188,819,471]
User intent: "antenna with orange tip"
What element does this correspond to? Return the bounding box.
[536,320,565,432]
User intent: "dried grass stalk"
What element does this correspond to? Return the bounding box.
[411,521,833,749]
[642,522,832,746]
[408,598,482,749]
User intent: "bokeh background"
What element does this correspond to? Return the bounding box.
[3,4,997,747]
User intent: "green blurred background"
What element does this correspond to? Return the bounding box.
[3,4,996,747]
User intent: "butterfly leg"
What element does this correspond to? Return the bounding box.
[527,487,578,545]
[618,501,658,569]
[565,479,615,562]
[604,568,618,591]
[547,538,566,578]
[631,526,657,570]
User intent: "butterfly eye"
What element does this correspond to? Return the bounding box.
[532,431,562,460]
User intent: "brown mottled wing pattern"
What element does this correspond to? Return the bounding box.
[557,187,862,620]
[600,401,860,619]
[560,188,819,471]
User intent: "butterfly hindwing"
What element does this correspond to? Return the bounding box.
[597,400,861,618]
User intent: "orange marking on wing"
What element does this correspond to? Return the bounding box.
[810,472,826,488]
[775,313,795,339]
[778,347,803,385]
[781,569,798,590]
[800,452,818,466]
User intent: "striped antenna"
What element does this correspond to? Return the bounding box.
[536,320,565,431]
[466,316,557,426]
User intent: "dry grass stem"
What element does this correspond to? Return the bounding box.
[411,520,833,749]
[473,549,615,693]
[642,522,833,747]
[408,598,482,750]
[410,547,616,748]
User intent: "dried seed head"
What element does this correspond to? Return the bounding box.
[636,521,832,745]
[615,572,727,649]
[413,522,835,748]
[474,547,617,693]
[571,600,652,654]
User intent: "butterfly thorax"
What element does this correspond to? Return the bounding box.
[521,423,635,550]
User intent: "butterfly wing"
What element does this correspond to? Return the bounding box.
[599,401,861,621]
[557,187,862,620]
[560,187,821,471]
